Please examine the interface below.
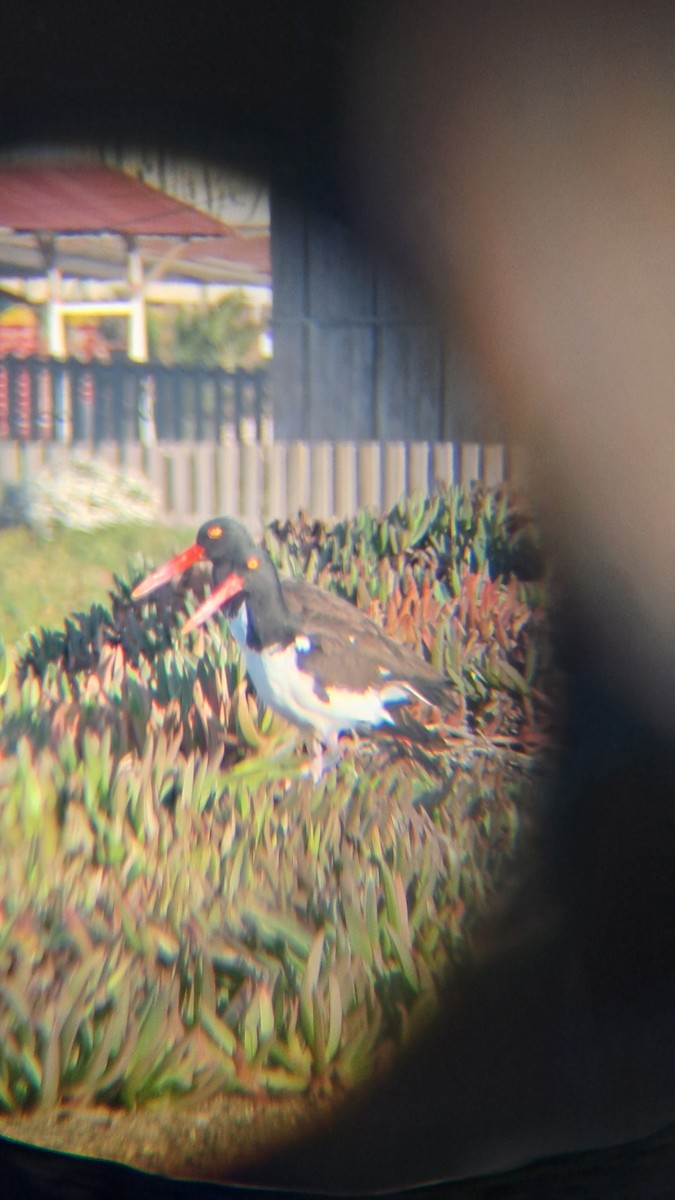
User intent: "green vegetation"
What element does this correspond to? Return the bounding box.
[0,488,557,1112]
[0,523,192,647]
[147,292,265,370]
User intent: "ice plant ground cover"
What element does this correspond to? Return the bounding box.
[0,487,559,1120]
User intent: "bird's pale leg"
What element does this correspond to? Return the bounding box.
[323,728,342,769]
[307,738,326,784]
[307,729,342,782]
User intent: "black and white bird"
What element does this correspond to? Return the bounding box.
[132,517,455,777]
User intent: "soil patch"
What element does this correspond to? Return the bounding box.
[0,1090,336,1183]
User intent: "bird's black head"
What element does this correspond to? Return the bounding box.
[132,515,290,642]
[195,518,257,571]
[183,518,289,638]
[195,518,277,591]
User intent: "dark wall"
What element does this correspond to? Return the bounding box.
[271,190,499,441]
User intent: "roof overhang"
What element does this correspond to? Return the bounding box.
[0,163,270,288]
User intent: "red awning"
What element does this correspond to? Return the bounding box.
[0,163,234,237]
[0,163,271,287]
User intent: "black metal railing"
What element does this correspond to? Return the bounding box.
[0,355,270,443]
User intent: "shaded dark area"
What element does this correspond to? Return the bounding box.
[237,654,675,1193]
[4,1108,675,1199]
[269,193,493,443]
[0,1,359,224]
[2,2,675,1198]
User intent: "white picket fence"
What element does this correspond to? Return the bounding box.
[0,438,528,528]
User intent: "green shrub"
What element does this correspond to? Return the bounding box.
[0,488,556,1111]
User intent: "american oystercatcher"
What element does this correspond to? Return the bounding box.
[132,517,455,777]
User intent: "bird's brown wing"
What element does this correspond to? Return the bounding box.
[280,578,453,705]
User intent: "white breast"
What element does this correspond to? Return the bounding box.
[226,601,403,738]
[246,641,399,738]
[227,600,249,651]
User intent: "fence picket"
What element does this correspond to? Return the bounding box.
[408,442,430,494]
[287,442,310,516]
[383,442,406,509]
[215,440,240,518]
[241,442,263,531]
[432,442,455,490]
[0,355,526,528]
[334,442,357,519]
[460,442,481,484]
[142,444,165,501]
[0,440,19,485]
[21,442,45,480]
[358,442,381,511]
[193,443,216,521]
[0,435,522,526]
[264,442,288,524]
[309,442,333,521]
[166,442,192,519]
[119,442,143,474]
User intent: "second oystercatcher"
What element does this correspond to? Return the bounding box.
[132,517,455,776]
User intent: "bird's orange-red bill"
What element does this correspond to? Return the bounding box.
[182,573,245,635]
[130,543,206,600]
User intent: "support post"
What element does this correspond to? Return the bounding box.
[39,237,70,443]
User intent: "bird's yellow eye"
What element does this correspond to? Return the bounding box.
[246,556,260,570]
[206,525,222,539]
